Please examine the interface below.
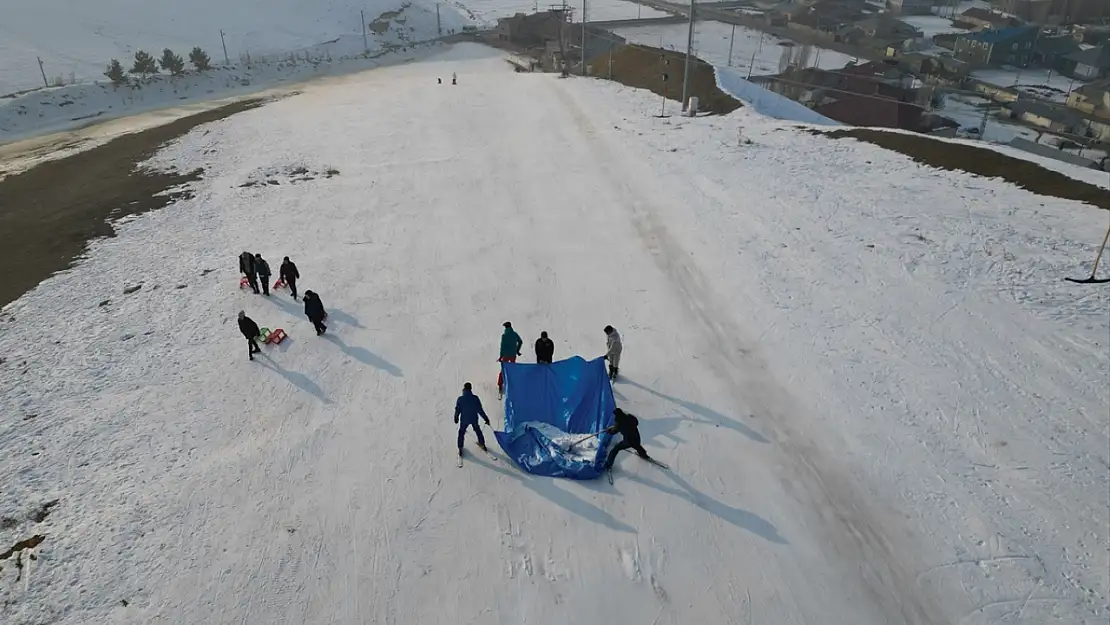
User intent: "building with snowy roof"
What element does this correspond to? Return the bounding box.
[953,26,1038,66]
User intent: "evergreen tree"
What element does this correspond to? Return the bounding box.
[131,50,158,75]
[104,59,126,84]
[159,48,186,76]
[189,46,212,71]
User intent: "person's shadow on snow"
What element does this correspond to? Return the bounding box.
[621,378,769,444]
[326,308,364,328]
[467,454,637,534]
[256,354,332,404]
[323,334,403,377]
[624,468,787,545]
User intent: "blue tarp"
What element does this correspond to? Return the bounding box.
[493,356,616,480]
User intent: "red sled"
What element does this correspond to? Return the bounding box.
[239,277,251,289]
[273,278,287,290]
[265,328,288,345]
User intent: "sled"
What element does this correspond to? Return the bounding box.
[239,277,251,289]
[265,328,288,345]
[273,278,287,290]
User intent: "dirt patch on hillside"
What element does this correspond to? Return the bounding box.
[0,99,265,309]
[823,128,1109,211]
[591,45,743,115]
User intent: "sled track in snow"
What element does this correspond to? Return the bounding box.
[549,80,948,624]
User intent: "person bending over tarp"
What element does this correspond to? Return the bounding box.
[603,408,649,470]
[455,382,491,455]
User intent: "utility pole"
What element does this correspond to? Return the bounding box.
[219,30,229,65]
[680,0,694,111]
[727,24,735,67]
[581,0,588,76]
[747,32,761,79]
[436,4,442,37]
[362,10,369,52]
[37,57,48,87]
[609,41,613,78]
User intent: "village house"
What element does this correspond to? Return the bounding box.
[958,7,1025,30]
[886,0,933,16]
[1009,99,1081,132]
[1067,78,1110,119]
[752,66,928,130]
[1067,45,1110,80]
[952,26,1039,66]
[1032,35,1083,73]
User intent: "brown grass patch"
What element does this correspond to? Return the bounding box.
[823,128,1108,210]
[590,45,742,115]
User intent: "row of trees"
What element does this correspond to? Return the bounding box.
[104,47,212,84]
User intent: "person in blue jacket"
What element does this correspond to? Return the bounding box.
[497,321,523,397]
[455,382,491,455]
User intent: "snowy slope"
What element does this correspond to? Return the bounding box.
[1,43,1108,625]
[0,0,471,94]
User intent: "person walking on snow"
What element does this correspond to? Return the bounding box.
[603,408,650,470]
[279,256,300,299]
[237,311,262,361]
[303,290,328,335]
[497,321,523,398]
[454,382,491,456]
[239,251,259,294]
[535,331,554,364]
[604,325,622,381]
[254,253,272,296]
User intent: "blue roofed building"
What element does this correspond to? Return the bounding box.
[953,26,1038,67]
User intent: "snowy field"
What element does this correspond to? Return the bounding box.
[0,0,477,95]
[614,20,857,76]
[973,67,1089,103]
[0,41,447,144]
[2,42,1109,625]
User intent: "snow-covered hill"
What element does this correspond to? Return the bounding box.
[0,0,471,94]
[1,43,1107,625]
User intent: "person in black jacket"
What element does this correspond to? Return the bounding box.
[603,408,650,469]
[535,331,554,364]
[254,253,272,296]
[279,256,300,299]
[238,251,259,294]
[303,290,327,335]
[237,311,262,360]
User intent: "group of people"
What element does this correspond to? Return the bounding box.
[448,321,640,468]
[452,385,648,470]
[235,252,330,361]
[494,322,623,396]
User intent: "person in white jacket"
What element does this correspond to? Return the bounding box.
[604,325,622,381]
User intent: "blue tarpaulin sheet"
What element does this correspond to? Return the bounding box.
[493,356,616,480]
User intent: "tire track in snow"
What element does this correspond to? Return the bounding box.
[548,80,949,625]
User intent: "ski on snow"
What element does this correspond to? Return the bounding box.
[608,454,669,483]
[457,445,498,468]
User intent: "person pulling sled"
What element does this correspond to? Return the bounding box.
[279,256,300,299]
[239,251,259,294]
[237,311,262,360]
